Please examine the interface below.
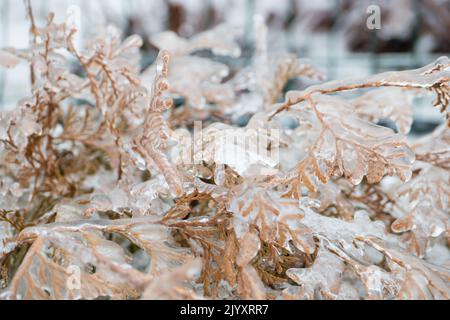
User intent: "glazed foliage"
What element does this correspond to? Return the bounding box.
[0,8,449,300]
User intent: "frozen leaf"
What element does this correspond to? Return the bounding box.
[286,249,345,299]
[141,259,203,300]
[270,56,450,125]
[132,50,183,197]
[229,185,298,241]
[0,50,20,68]
[232,17,324,110]
[4,217,192,299]
[151,24,241,57]
[284,95,414,198]
[237,265,267,300]
[352,88,414,134]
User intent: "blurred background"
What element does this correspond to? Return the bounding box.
[1,0,449,131]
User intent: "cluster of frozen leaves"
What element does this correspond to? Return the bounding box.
[0,9,449,300]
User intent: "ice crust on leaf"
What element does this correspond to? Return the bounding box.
[0,9,449,300]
